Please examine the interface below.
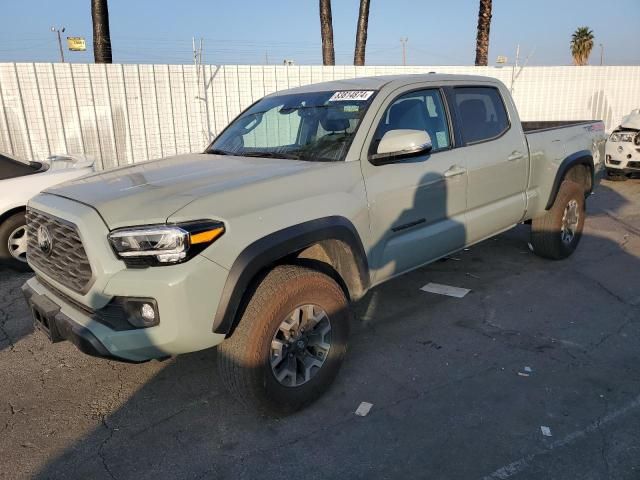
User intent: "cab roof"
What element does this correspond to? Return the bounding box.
[267,73,501,96]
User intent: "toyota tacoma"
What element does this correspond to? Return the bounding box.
[22,74,606,414]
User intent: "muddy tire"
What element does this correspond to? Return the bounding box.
[530,180,585,260]
[0,212,31,272]
[217,265,349,415]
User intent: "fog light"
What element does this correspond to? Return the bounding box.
[120,298,160,328]
[140,303,156,322]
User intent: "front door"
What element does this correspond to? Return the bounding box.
[361,87,468,284]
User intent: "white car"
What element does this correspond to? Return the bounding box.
[605,108,640,181]
[0,153,94,271]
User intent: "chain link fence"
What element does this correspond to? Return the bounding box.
[1,63,638,169]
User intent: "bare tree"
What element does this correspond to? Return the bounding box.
[91,0,112,63]
[354,0,371,66]
[319,0,335,65]
[474,0,492,66]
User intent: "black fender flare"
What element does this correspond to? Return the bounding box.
[545,150,594,210]
[212,216,370,335]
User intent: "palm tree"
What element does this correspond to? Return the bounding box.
[474,0,492,66]
[354,0,371,66]
[91,0,112,63]
[570,27,594,66]
[319,0,335,66]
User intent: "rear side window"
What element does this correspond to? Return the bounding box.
[452,87,509,144]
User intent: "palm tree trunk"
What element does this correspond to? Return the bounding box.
[91,0,112,63]
[474,0,492,66]
[319,0,335,66]
[354,0,371,66]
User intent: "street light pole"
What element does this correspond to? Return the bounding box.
[51,26,66,63]
[599,43,604,66]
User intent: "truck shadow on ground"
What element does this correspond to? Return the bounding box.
[8,180,639,478]
[0,266,32,353]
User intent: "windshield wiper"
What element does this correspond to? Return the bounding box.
[206,148,233,156]
[241,151,303,160]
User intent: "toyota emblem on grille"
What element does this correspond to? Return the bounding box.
[37,226,53,256]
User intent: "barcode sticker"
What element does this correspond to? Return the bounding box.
[328,90,375,102]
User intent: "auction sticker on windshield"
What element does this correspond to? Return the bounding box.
[329,90,375,102]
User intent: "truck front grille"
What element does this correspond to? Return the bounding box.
[26,209,93,294]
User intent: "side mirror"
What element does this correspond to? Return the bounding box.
[369,129,433,165]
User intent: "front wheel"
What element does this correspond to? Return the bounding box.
[530,180,585,260]
[217,265,350,415]
[0,212,31,272]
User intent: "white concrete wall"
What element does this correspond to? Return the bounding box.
[0,63,638,169]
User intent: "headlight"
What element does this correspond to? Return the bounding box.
[619,133,635,142]
[108,221,225,266]
[610,132,636,142]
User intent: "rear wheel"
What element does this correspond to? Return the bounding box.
[217,265,349,415]
[0,212,31,272]
[530,180,585,260]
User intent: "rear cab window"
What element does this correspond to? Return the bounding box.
[452,87,510,144]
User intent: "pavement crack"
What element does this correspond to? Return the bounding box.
[98,415,118,480]
[599,208,640,238]
[596,397,612,478]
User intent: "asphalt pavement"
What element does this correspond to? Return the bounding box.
[1,179,639,480]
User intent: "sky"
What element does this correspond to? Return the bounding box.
[1,0,638,66]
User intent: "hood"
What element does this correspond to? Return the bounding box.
[44,153,324,228]
[620,108,640,130]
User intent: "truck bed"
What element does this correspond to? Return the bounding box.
[522,120,600,133]
[523,119,605,215]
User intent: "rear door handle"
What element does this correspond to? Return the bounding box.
[508,151,525,161]
[444,165,467,178]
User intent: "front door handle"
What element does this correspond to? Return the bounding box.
[508,150,525,161]
[444,165,467,178]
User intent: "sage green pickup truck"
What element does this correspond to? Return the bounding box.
[22,74,606,414]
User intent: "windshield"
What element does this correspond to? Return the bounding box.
[0,153,41,180]
[206,90,376,162]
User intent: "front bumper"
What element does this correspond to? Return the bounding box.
[605,142,640,172]
[23,254,229,362]
[22,282,139,363]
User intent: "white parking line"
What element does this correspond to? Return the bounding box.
[481,393,640,479]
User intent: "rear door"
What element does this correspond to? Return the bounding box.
[447,84,528,243]
[360,85,468,284]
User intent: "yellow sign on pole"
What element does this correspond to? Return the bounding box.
[67,37,86,52]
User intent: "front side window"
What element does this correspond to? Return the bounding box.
[452,87,509,144]
[207,90,376,162]
[372,89,451,153]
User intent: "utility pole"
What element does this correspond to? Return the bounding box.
[510,44,535,94]
[51,26,65,63]
[599,43,604,66]
[510,44,520,93]
[400,37,408,66]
